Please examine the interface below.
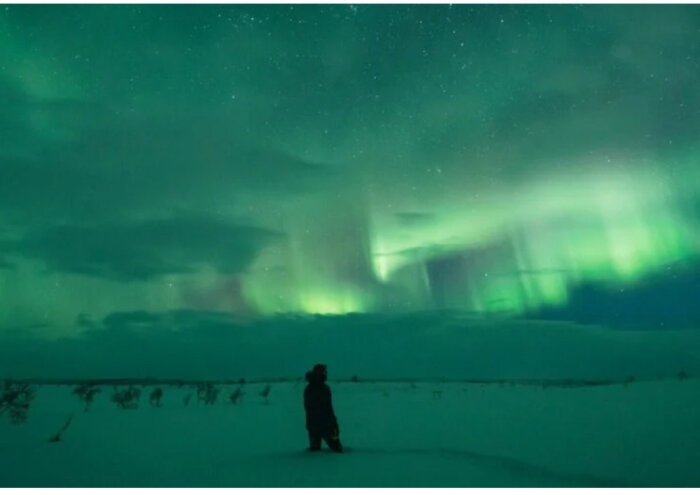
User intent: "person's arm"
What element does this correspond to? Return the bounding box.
[303,387,311,430]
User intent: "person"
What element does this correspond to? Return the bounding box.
[304,363,342,453]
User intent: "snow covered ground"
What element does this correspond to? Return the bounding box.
[1,377,699,487]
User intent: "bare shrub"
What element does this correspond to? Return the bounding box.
[48,415,73,443]
[111,386,142,409]
[197,383,220,405]
[260,384,271,404]
[73,383,101,412]
[229,387,244,405]
[0,381,35,424]
[149,387,163,407]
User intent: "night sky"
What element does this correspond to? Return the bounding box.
[2,4,700,340]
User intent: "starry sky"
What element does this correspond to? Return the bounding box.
[2,4,700,340]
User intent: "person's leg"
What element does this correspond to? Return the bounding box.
[323,434,343,453]
[308,432,322,451]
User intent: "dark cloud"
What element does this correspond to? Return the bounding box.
[0,216,282,281]
[1,310,699,381]
[0,322,49,337]
[529,260,700,329]
[93,309,238,335]
[0,113,337,225]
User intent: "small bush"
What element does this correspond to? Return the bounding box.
[260,385,271,403]
[197,383,220,405]
[73,383,101,412]
[111,386,142,409]
[229,387,244,405]
[149,387,163,407]
[0,381,35,424]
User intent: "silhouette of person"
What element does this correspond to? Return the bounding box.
[304,363,342,452]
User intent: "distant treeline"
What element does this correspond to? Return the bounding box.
[2,372,692,429]
[3,371,690,389]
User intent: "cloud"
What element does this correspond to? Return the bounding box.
[0,215,283,281]
[1,310,699,381]
[394,212,436,227]
[528,260,700,329]
[0,111,338,226]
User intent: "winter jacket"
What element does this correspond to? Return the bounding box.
[304,371,339,435]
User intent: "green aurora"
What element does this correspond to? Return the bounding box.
[1,5,700,332]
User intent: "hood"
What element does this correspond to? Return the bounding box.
[306,372,326,384]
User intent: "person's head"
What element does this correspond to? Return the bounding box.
[307,363,327,383]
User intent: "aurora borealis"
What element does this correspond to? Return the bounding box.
[2,4,700,335]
